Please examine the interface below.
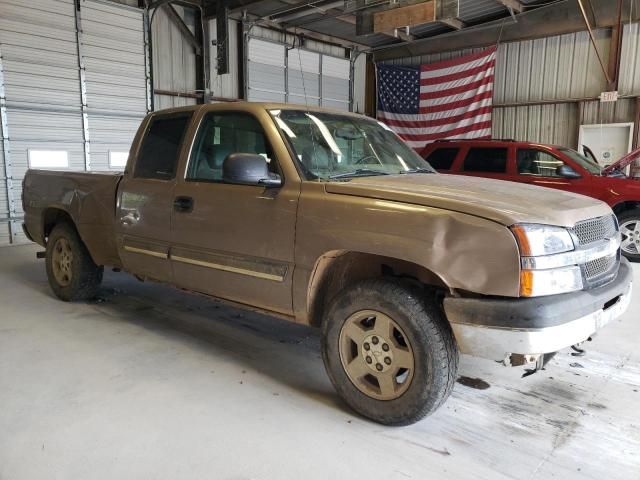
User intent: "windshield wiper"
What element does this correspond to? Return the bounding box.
[400,168,435,174]
[329,169,390,179]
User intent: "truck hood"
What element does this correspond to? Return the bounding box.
[324,174,612,227]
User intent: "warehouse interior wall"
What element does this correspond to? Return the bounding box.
[377,23,640,153]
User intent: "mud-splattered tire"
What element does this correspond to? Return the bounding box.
[618,208,640,262]
[45,223,103,301]
[321,279,458,426]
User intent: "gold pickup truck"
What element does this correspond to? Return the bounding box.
[22,103,633,425]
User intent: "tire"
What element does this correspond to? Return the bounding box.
[618,208,640,262]
[45,223,103,301]
[321,279,459,426]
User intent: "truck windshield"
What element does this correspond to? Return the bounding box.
[270,109,434,180]
[558,148,602,175]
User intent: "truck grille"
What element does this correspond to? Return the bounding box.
[571,215,617,246]
[571,215,620,288]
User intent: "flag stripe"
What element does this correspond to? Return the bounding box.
[398,120,493,142]
[420,60,496,86]
[420,75,494,100]
[378,106,493,130]
[420,47,497,73]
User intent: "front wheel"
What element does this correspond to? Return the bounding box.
[45,223,103,301]
[618,208,640,262]
[321,279,459,426]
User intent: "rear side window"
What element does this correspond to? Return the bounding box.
[463,147,508,173]
[425,148,459,170]
[134,113,192,180]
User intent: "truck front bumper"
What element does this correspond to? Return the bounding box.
[443,258,633,361]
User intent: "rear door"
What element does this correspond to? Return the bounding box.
[423,146,460,173]
[514,147,592,196]
[459,146,511,181]
[115,111,193,282]
[169,108,300,316]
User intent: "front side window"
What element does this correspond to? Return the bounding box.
[134,113,192,180]
[270,109,434,180]
[463,147,508,173]
[425,147,459,170]
[187,113,277,181]
[517,149,565,177]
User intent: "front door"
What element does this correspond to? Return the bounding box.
[170,111,299,315]
[115,111,193,282]
[514,147,592,197]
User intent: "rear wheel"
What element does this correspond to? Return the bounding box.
[46,223,103,301]
[618,209,640,262]
[321,279,458,426]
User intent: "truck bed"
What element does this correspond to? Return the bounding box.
[23,170,123,267]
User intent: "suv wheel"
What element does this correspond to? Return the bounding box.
[321,279,458,426]
[618,208,640,262]
[46,223,104,301]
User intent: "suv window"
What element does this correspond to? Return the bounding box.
[187,113,277,182]
[134,113,192,180]
[517,149,564,177]
[425,147,459,170]
[463,148,508,173]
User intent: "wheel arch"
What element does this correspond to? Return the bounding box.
[306,250,449,328]
[612,200,640,216]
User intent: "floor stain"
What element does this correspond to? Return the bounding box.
[456,376,491,390]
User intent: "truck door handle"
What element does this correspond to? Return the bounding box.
[173,196,193,212]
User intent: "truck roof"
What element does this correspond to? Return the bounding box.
[148,102,367,119]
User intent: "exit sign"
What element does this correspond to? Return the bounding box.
[600,91,619,102]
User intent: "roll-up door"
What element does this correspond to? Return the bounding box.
[0,0,83,244]
[287,48,319,106]
[247,38,286,102]
[81,0,148,171]
[321,56,350,111]
[0,0,150,245]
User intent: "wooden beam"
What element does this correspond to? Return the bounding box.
[495,0,523,14]
[373,1,435,33]
[438,17,465,30]
[374,0,638,61]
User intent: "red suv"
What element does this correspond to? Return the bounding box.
[421,139,640,261]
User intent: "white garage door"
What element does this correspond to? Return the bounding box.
[247,36,352,111]
[0,0,150,245]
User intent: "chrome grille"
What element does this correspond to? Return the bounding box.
[571,215,618,246]
[584,254,617,280]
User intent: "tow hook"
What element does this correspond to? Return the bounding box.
[502,353,557,377]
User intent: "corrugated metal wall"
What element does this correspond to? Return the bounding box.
[152,5,198,109]
[377,26,640,150]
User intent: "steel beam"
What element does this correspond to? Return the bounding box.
[0,42,17,243]
[164,4,202,54]
[74,0,91,172]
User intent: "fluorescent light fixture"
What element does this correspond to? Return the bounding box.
[28,150,69,169]
[109,151,129,168]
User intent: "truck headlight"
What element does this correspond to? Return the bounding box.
[511,224,583,297]
[511,224,574,256]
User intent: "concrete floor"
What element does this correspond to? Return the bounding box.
[0,244,639,480]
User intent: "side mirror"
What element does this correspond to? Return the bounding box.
[222,153,282,188]
[557,165,581,179]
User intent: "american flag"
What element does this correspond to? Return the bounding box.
[376,47,497,153]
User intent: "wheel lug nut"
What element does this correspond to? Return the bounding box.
[376,363,383,371]
[384,357,391,365]
[366,356,372,364]
[363,343,370,351]
[382,343,389,352]
[371,336,379,345]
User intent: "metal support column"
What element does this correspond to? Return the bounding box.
[74,0,91,171]
[143,8,153,112]
[0,43,17,243]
